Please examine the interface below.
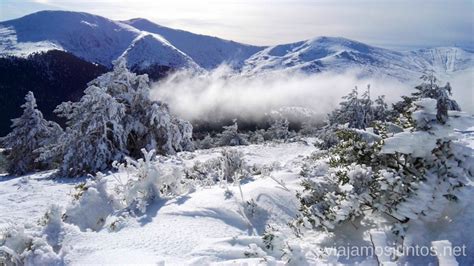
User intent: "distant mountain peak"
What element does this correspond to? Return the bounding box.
[243,35,472,81]
[120,33,199,70]
[0,10,472,80]
[122,17,264,69]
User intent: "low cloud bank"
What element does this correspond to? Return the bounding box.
[151,66,472,124]
[449,70,474,114]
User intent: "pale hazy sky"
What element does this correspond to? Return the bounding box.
[0,0,473,50]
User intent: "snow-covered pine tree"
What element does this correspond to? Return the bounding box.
[88,58,193,157]
[248,129,266,144]
[434,82,459,124]
[196,134,215,149]
[40,59,194,176]
[414,72,461,112]
[328,86,370,129]
[0,92,62,175]
[265,116,290,141]
[53,86,127,176]
[328,85,391,131]
[299,120,320,136]
[390,73,461,127]
[320,87,390,149]
[360,85,374,127]
[373,95,389,122]
[217,120,248,146]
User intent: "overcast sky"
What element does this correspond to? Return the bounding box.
[0,0,472,50]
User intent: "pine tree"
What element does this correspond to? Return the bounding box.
[1,92,62,175]
[39,59,194,176]
[373,95,389,122]
[328,86,373,129]
[390,73,461,127]
[197,134,215,149]
[360,85,374,127]
[217,120,248,146]
[53,86,127,176]
[435,82,459,124]
[265,116,290,141]
[89,58,194,157]
[414,72,461,112]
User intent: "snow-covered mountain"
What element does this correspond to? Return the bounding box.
[122,18,264,69]
[404,47,473,74]
[242,37,473,81]
[120,33,198,71]
[1,10,472,81]
[0,10,262,71]
[0,11,197,71]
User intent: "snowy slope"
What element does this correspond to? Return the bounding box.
[404,47,473,73]
[123,18,265,69]
[120,33,199,70]
[243,37,406,73]
[1,131,473,265]
[243,36,474,81]
[0,141,318,265]
[0,11,196,70]
[0,11,136,66]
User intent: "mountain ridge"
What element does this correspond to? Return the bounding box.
[242,36,473,81]
[0,10,265,71]
[1,10,472,80]
[122,18,264,69]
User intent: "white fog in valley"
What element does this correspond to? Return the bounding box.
[151,68,473,123]
[450,70,474,114]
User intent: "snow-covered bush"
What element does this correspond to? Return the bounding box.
[195,133,215,149]
[113,149,186,214]
[318,87,374,149]
[321,74,460,150]
[297,163,373,230]
[314,125,348,150]
[0,205,66,265]
[260,224,322,265]
[299,120,322,136]
[295,95,473,233]
[248,129,266,144]
[264,116,290,141]
[216,120,248,146]
[39,205,64,252]
[262,225,286,257]
[0,92,62,175]
[0,227,64,265]
[185,148,249,185]
[63,149,187,231]
[379,99,473,222]
[219,149,248,183]
[64,174,119,231]
[185,158,223,186]
[250,161,282,178]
